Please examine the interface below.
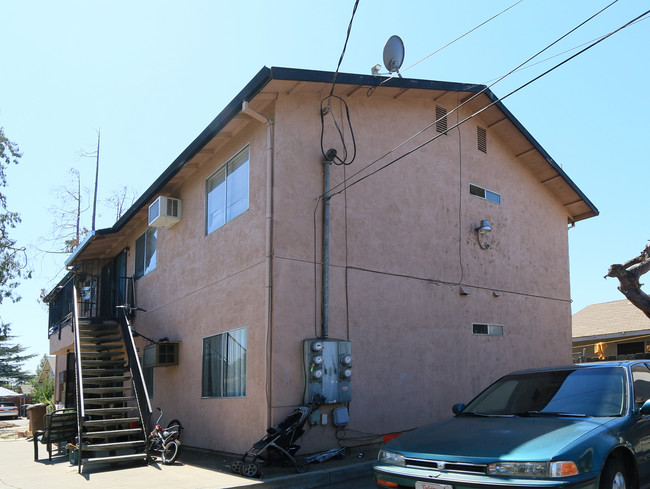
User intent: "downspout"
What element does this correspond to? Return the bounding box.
[242,101,274,428]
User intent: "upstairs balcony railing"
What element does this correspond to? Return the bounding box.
[47,259,138,338]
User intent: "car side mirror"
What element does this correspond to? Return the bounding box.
[452,403,465,414]
[641,400,650,416]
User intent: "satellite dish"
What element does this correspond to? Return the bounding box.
[383,35,405,75]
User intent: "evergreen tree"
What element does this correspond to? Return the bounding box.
[0,324,36,387]
[0,125,30,331]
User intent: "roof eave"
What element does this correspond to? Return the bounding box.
[66,66,598,266]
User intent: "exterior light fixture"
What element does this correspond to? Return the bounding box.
[476,220,492,249]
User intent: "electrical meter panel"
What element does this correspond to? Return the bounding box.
[303,339,352,404]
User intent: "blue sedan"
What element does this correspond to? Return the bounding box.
[373,361,650,489]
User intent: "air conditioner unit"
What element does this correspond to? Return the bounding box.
[144,342,180,368]
[148,196,182,228]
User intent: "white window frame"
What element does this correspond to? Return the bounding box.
[134,227,157,278]
[472,323,504,336]
[469,183,501,204]
[202,327,247,398]
[206,147,250,235]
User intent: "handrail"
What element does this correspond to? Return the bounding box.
[116,304,152,435]
[71,283,85,473]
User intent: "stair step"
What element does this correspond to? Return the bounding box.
[83,376,131,385]
[81,358,125,369]
[80,344,123,351]
[83,417,140,428]
[84,428,143,439]
[82,368,127,376]
[82,440,145,451]
[84,396,135,405]
[81,351,125,358]
[84,386,131,394]
[80,335,123,344]
[79,330,121,339]
[79,323,119,328]
[85,406,138,416]
[79,317,117,326]
[81,453,148,466]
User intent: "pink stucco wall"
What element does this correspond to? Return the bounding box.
[50,82,574,455]
[267,90,571,451]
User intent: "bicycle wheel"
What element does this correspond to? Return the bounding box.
[162,439,181,465]
[166,419,183,441]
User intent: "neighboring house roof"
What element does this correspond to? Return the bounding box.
[64,66,599,267]
[37,356,56,384]
[572,299,650,342]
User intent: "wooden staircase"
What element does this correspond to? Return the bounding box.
[76,319,149,469]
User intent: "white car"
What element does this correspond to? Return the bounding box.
[0,402,19,419]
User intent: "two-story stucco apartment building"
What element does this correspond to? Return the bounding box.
[44,66,597,465]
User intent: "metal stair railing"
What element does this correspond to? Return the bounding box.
[116,303,152,457]
[71,283,85,473]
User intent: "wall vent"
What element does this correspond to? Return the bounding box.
[473,323,504,336]
[477,126,487,153]
[148,196,182,228]
[469,184,501,204]
[436,106,448,134]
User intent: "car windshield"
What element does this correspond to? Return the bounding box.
[461,367,626,417]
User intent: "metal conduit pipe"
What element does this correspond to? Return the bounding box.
[241,101,274,428]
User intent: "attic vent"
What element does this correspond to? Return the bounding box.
[477,126,487,153]
[148,196,182,228]
[436,106,448,134]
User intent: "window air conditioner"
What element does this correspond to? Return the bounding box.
[144,342,180,368]
[148,196,182,228]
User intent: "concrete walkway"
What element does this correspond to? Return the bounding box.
[0,419,376,489]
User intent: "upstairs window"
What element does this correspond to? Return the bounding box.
[135,227,157,278]
[206,147,250,235]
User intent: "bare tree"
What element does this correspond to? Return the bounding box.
[105,185,138,222]
[606,243,650,319]
[40,132,136,258]
[42,168,90,254]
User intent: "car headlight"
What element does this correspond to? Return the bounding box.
[378,449,406,467]
[487,461,579,478]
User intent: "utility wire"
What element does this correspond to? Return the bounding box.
[329,0,360,99]
[482,14,649,84]
[331,0,621,196]
[322,0,360,165]
[369,0,525,94]
[327,2,643,199]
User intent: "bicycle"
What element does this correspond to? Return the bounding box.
[147,407,182,464]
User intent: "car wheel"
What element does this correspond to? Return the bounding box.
[601,457,628,489]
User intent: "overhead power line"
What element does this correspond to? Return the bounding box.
[327,4,648,199]
[329,0,360,99]
[374,0,525,89]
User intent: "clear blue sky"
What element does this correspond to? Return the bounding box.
[1,0,648,374]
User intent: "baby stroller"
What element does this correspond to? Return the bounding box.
[231,396,324,478]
